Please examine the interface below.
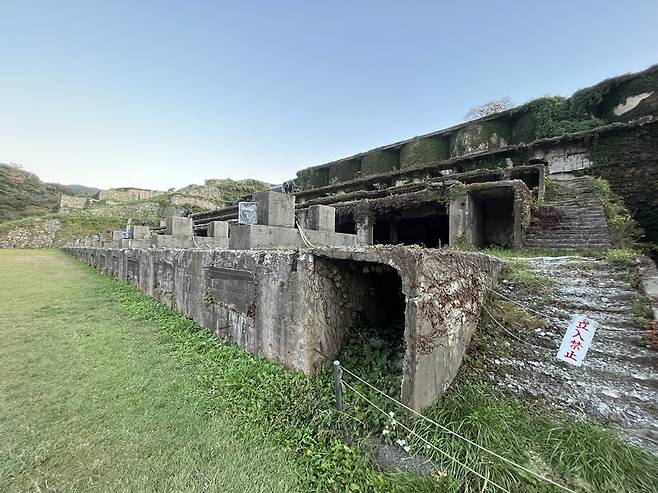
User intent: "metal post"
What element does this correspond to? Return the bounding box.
[333,360,343,412]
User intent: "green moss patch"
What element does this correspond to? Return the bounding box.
[329,159,361,184]
[450,120,512,158]
[360,150,399,176]
[399,137,449,169]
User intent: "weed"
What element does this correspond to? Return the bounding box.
[593,177,643,249]
[202,291,215,304]
[606,248,637,269]
[632,294,653,323]
[501,258,552,292]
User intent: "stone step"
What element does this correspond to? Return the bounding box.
[524,244,611,250]
[526,240,610,245]
[525,231,611,238]
[529,223,608,229]
[525,235,612,241]
[524,236,611,242]
[526,230,610,237]
[526,232,611,238]
[541,204,606,211]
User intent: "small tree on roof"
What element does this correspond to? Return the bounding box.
[464,97,513,121]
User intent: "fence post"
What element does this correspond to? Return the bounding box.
[333,360,343,412]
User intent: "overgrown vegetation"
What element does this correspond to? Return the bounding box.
[0,168,270,247]
[104,255,658,491]
[604,249,653,326]
[606,248,638,269]
[501,258,553,292]
[0,201,165,247]
[593,177,643,248]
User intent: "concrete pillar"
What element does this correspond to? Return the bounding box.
[356,216,374,245]
[208,221,229,238]
[253,191,295,227]
[166,216,193,238]
[389,221,399,245]
[131,225,150,240]
[307,205,336,232]
[449,194,481,247]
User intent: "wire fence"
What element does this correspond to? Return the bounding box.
[333,360,577,493]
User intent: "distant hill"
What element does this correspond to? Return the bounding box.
[0,163,94,222]
[0,165,271,248]
[65,184,100,197]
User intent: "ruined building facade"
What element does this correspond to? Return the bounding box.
[66,65,658,410]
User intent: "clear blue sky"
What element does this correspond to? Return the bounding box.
[1,1,656,190]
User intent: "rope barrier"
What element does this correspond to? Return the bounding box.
[340,366,576,493]
[342,380,512,493]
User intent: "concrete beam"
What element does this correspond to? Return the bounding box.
[229,224,361,250]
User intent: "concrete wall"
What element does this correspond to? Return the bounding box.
[170,194,217,210]
[97,188,162,202]
[449,180,531,249]
[530,144,593,175]
[64,245,500,410]
[59,194,91,211]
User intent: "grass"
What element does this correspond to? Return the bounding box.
[1,249,656,492]
[606,248,637,269]
[592,177,643,249]
[500,258,552,293]
[0,249,301,492]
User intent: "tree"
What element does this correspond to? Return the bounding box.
[464,97,513,121]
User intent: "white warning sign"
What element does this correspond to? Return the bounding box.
[556,315,598,367]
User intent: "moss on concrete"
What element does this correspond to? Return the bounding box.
[586,122,658,244]
[450,120,512,158]
[328,159,361,184]
[597,65,658,121]
[360,150,399,176]
[399,137,449,169]
[297,166,329,189]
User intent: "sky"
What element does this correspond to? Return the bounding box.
[0,1,657,190]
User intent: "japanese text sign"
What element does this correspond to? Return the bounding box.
[556,315,598,367]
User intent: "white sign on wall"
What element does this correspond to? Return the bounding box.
[556,315,598,367]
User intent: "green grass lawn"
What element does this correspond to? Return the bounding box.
[0,249,301,492]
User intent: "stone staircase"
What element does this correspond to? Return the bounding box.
[524,175,612,251]
[491,256,658,454]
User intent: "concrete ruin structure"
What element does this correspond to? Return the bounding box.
[59,194,93,211]
[96,187,163,203]
[66,245,500,411]
[65,65,658,410]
